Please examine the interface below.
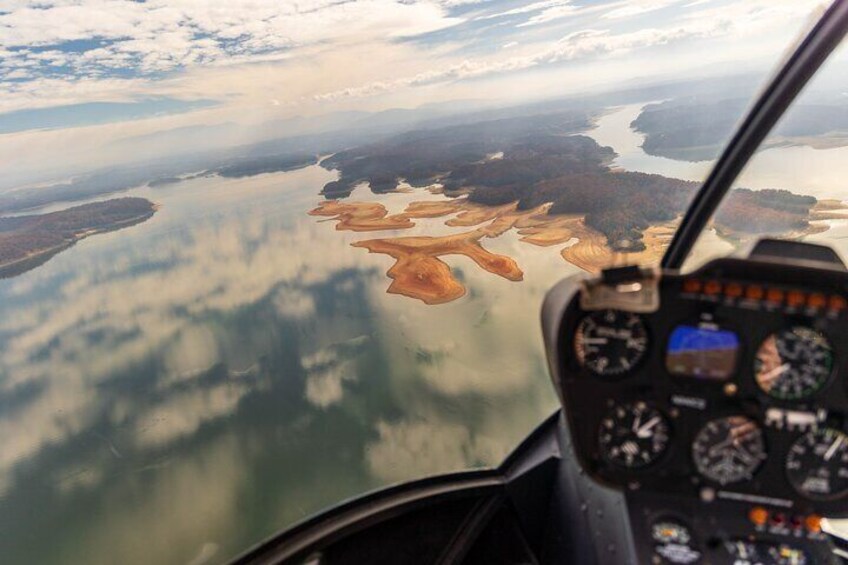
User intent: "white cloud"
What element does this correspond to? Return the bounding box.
[301,336,370,408]
[134,380,253,448]
[518,2,581,26]
[313,22,726,102]
[366,419,480,482]
[480,0,573,20]
[273,288,316,319]
[304,363,356,408]
[0,0,463,111]
[602,0,679,20]
[0,1,462,70]
[0,0,824,185]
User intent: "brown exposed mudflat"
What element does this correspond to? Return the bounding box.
[308,201,413,231]
[353,230,522,304]
[308,199,469,232]
[560,221,674,273]
[313,196,678,302]
[810,199,848,221]
[404,201,465,218]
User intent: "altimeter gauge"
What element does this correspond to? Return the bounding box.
[574,309,648,376]
[786,427,848,500]
[692,416,767,485]
[598,402,670,468]
[755,327,833,401]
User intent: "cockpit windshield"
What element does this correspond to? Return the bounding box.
[684,37,848,270]
[0,1,841,564]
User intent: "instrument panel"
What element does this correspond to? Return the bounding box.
[552,254,848,528]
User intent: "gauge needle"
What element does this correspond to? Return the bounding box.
[632,412,642,433]
[583,338,609,345]
[760,362,790,381]
[825,435,845,461]
[735,448,755,465]
[636,417,660,438]
[709,436,735,457]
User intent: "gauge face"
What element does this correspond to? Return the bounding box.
[786,427,848,500]
[574,310,648,376]
[724,540,807,565]
[755,327,833,400]
[692,416,766,485]
[652,519,701,564]
[598,402,670,468]
[651,520,691,546]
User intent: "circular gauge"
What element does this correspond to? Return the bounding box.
[692,416,767,485]
[574,310,648,376]
[755,327,833,400]
[598,402,670,468]
[724,540,807,565]
[786,427,848,500]
[652,519,701,564]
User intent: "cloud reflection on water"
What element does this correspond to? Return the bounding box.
[0,166,562,564]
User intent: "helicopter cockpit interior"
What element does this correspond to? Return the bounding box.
[541,238,848,564]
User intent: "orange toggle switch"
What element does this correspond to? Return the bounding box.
[829,295,847,311]
[749,506,769,526]
[704,280,722,295]
[806,514,822,533]
[766,288,784,304]
[683,279,702,293]
[808,293,826,309]
[746,285,764,300]
[787,291,805,307]
[725,282,743,297]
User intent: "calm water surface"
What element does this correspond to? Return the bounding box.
[0,164,568,564]
[3,107,846,564]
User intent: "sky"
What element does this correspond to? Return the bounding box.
[0,0,827,185]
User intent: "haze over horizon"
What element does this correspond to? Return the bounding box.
[0,0,825,185]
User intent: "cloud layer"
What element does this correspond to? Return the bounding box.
[0,0,823,186]
[1,0,821,113]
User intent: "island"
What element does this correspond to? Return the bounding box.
[311,109,835,304]
[0,197,157,278]
[320,110,595,198]
[213,154,318,178]
[632,97,848,162]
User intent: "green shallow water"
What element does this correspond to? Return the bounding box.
[0,165,566,564]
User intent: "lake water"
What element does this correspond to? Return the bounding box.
[0,164,575,564]
[591,103,848,197]
[1,105,846,564]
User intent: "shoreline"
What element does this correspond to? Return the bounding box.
[311,191,841,304]
[0,208,156,279]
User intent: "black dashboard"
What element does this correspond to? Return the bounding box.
[545,243,848,564]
